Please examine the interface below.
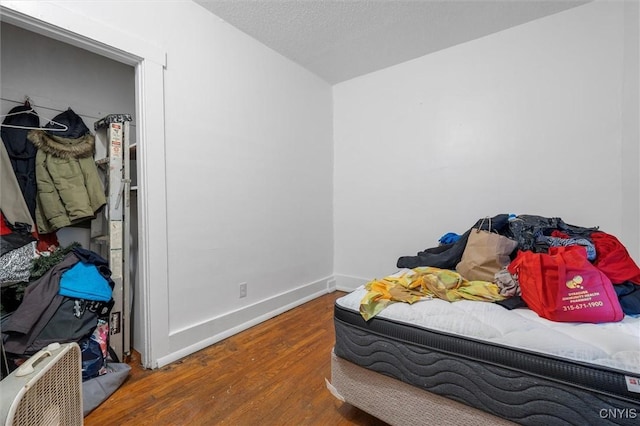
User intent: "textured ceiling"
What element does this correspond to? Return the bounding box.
[194,0,591,84]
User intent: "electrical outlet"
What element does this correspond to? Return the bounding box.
[239,282,247,298]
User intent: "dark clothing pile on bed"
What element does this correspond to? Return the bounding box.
[396,214,640,316]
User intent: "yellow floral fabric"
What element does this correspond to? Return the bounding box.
[360,267,506,321]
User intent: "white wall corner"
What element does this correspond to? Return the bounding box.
[334,274,368,292]
[327,277,337,292]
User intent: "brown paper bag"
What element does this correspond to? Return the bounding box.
[456,227,518,282]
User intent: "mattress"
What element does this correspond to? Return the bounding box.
[334,286,640,425]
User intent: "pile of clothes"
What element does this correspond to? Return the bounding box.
[1,243,114,377]
[361,214,640,321]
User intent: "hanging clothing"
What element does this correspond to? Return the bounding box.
[1,104,39,221]
[28,109,106,233]
[0,142,34,232]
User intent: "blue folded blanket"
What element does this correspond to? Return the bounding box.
[59,261,112,302]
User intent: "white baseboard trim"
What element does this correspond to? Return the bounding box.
[327,277,337,292]
[333,274,369,292]
[156,275,333,368]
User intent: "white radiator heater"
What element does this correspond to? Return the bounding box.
[0,342,83,426]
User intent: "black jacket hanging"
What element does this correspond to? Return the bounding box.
[1,104,39,221]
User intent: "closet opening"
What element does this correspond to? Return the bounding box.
[1,5,168,369]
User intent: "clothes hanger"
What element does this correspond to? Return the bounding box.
[0,98,68,132]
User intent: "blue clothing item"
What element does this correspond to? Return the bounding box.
[438,232,461,245]
[614,282,640,315]
[59,261,112,302]
[537,235,596,261]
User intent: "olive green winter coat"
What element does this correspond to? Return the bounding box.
[28,130,106,233]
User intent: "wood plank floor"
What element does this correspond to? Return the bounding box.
[85,291,389,426]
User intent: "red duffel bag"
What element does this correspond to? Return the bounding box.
[508,245,623,323]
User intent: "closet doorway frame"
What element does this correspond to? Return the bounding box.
[1,1,169,369]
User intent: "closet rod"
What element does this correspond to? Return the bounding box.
[1,96,103,124]
[0,97,68,132]
[0,96,63,114]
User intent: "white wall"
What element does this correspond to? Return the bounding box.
[72,0,334,363]
[621,0,640,272]
[158,4,335,355]
[333,0,639,289]
[2,0,334,367]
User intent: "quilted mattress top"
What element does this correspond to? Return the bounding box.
[337,285,640,376]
